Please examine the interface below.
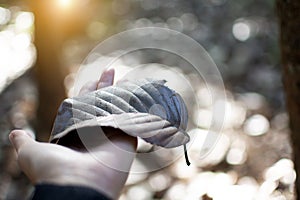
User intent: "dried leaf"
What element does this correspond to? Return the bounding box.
[50,79,190,161]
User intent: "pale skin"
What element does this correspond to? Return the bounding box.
[9,69,137,200]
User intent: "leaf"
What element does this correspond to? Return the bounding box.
[50,79,190,163]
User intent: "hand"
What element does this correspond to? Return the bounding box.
[9,69,137,199]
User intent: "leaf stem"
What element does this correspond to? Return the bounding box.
[184,144,190,166]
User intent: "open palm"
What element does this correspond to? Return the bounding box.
[9,69,137,200]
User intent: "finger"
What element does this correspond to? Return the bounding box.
[79,81,98,95]
[97,68,115,89]
[9,130,35,153]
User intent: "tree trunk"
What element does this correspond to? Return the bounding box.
[29,1,68,141]
[277,0,300,198]
[27,0,115,141]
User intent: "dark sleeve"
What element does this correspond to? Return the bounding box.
[31,184,113,200]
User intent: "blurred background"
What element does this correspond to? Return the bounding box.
[0,0,294,199]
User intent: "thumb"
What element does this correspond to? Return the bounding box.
[9,130,34,152]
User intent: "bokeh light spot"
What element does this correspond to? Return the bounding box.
[15,12,34,31]
[11,33,31,50]
[0,7,10,25]
[244,114,270,136]
[233,21,251,41]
